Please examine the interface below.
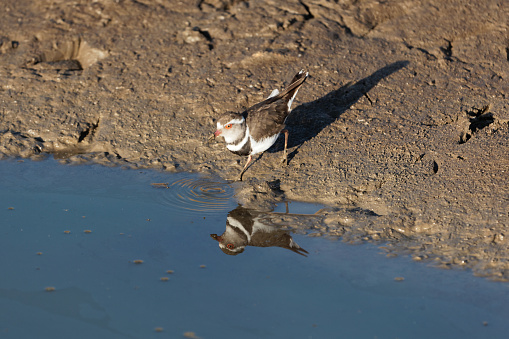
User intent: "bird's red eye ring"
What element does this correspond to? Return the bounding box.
[226,243,234,249]
[225,124,233,129]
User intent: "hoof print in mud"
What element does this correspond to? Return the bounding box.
[415,153,439,176]
[0,36,18,54]
[459,105,495,144]
[27,38,108,72]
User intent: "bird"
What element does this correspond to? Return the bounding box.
[210,206,309,256]
[210,70,308,181]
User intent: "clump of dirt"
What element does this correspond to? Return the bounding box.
[0,0,508,280]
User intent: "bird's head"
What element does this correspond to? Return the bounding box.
[210,233,246,255]
[211,112,246,144]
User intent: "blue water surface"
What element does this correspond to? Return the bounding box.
[0,159,508,339]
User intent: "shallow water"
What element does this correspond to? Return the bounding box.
[1,159,508,339]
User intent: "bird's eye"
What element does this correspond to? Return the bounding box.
[225,124,233,129]
[226,243,235,249]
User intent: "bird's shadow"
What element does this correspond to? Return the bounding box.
[269,61,409,162]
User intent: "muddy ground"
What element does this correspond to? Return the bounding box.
[0,0,508,280]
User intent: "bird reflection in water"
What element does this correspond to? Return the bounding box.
[210,205,310,256]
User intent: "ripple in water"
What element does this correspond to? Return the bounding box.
[152,177,234,214]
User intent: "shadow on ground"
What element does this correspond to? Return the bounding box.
[270,60,409,160]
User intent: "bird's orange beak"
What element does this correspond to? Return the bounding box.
[207,130,220,144]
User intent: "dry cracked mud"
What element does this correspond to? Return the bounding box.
[1,0,508,280]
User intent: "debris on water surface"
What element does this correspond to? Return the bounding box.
[151,183,169,188]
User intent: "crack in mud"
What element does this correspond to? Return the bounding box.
[299,1,314,21]
[403,42,438,61]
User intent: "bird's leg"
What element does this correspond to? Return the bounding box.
[238,154,253,181]
[280,129,289,166]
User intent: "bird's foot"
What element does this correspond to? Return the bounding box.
[236,170,246,182]
[280,152,288,166]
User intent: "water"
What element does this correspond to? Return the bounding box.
[1,159,508,339]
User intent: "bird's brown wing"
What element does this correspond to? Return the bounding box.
[245,70,308,141]
[246,99,289,141]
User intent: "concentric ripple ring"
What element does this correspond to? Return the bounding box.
[153,177,234,214]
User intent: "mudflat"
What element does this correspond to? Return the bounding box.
[0,0,507,280]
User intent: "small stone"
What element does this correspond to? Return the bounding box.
[133,260,144,264]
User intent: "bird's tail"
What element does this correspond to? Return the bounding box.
[288,238,309,257]
[279,69,308,100]
[273,69,308,111]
